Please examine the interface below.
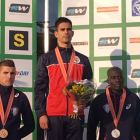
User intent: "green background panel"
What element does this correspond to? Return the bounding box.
[99,67,110,83]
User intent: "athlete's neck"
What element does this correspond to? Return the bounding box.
[58,43,71,48]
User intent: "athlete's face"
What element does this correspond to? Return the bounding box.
[0,66,16,87]
[107,69,124,93]
[54,22,74,47]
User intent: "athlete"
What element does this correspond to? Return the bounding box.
[87,66,140,140]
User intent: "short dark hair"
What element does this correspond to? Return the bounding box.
[0,59,15,68]
[107,66,123,77]
[55,17,72,30]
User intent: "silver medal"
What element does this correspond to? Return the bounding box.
[111,129,120,138]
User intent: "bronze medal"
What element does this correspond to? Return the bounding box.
[0,128,8,138]
[0,88,14,138]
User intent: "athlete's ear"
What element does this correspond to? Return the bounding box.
[72,31,74,37]
[54,31,58,38]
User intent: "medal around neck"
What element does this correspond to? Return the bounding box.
[106,86,126,139]
[0,128,8,138]
[0,88,14,138]
[111,129,120,138]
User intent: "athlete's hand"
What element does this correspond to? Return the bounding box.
[39,115,49,130]
[78,104,86,112]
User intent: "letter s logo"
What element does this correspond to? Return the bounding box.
[14,34,24,47]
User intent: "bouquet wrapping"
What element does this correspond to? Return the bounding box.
[63,79,96,119]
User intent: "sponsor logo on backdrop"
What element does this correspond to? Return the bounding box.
[131,69,140,78]
[130,38,140,43]
[66,6,87,16]
[9,4,30,13]
[98,37,120,46]
[71,41,88,45]
[9,30,28,50]
[97,6,118,13]
[132,0,140,16]
[16,71,29,76]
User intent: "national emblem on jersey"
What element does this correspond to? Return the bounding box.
[74,56,80,64]
[103,104,110,113]
[11,107,19,116]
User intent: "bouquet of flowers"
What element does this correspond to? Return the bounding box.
[63,79,96,119]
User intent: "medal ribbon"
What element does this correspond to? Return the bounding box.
[55,47,75,84]
[106,86,126,127]
[0,88,14,126]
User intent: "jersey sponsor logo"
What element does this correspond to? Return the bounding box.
[126,104,131,109]
[131,69,140,78]
[11,107,19,116]
[9,4,30,13]
[15,93,19,98]
[132,0,140,16]
[103,104,110,113]
[66,7,87,16]
[74,56,80,64]
[9,30,28,51]
[16,71,29,76]
[98,37,120,46]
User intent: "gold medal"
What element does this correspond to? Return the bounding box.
[111,129,120,138]
[0,128,8,138]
